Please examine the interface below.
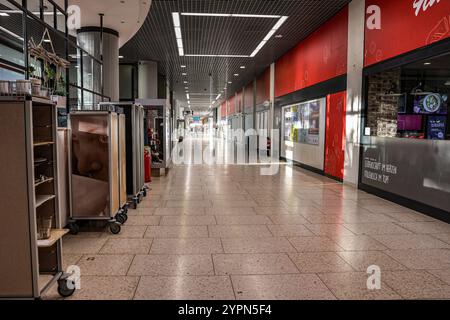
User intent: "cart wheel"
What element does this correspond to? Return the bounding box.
[143,189,147,197]
[121,212,128,222]
[132,201,137,209]
[68,223,79,235]
[115,213,126,224]
[57,279,76,298]
[109,223,121,234]
[122,207,128,214]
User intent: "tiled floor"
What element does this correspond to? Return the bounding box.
[47,160,450,300]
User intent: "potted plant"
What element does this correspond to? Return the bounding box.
[51,74,67,107]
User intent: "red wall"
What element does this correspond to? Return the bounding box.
[256,67,270,105]
[244,83,254,108]
[220,101,227,118]
[236,90,243,113]
[275,8,348,98]
[324,91,347,180]
[365,0,450,67]
[227,95,236,115]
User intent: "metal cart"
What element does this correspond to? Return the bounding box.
[0,94,76,299]
[67,106,125,234]
[100,102,147,209]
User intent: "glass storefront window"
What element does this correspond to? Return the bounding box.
[0,0,25,66]
[365,52,450,141]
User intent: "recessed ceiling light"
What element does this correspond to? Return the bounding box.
[424,62,431,65]
[228,81,232,84]
[185,87,188,89]
[184,81,188,84]
[240,66,246,69]
[118,55,124,59]
[0,12,10,17]
[234,74,239,76]
[275,34,283,38]
[181,65,186,68]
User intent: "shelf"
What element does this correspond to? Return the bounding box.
[34,177,54,187]
[32,96,55,106]
[35,194,55,208]
[34,141,54,147]
[37,229,69,248]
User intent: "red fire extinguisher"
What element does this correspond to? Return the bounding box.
[144,147,152,183]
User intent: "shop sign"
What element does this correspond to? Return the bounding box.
[365,0,450,66]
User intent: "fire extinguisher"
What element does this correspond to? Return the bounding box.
[144,147,151,183]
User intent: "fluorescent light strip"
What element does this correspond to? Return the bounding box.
[181,13,281,19]
[0,26,23,41]
[250,16,288,57]
[186,93,190,100]
[172,12,180,27]
[0,12,10,16]
[185,54,249,58]
[172,12,184,56]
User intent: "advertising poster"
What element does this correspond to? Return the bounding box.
[427,116,447,140]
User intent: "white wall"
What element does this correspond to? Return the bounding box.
[138,60,158,99]
[344,0,366,185]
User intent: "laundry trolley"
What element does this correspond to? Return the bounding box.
[67,106,126,234]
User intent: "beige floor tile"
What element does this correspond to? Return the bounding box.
[253,206,291,215]
[432,233,450,244]
[382,211,438,223]
[372,234,450,250]
[138,198,164,207]
[62,237,108,254]
[333,235,388,251]
[160,215,216,226]
[305,224,355,237]
[99,238,153,254]
[103,225,147,238]
[302,213,345,224]
[428,269,450,285]
[232,274,336,300]
[289,252,354,273]
[385,249,450,269]
[268,215,309,225]
[318,272,401,300]
[363,204,418,214]
[150,238,223,254]
[134,276,235,300]
[286,206,324,215]
[288,236,343,252]
[214,253,299,275]
[396,222,450,234]
[221,237,296,253]
[215,215,272,225]
[128,208,156,216]
[267,225,315,237]
[76,255,134,276]
[205,207,256,215]
[212,200,258,207]
[165,200,212,208]
[128,254,214,276]
[383,271,450,299]
[62,254,82,270]
[209,225,273,238]
[66,276,139,300]
[155,207,206,215]
[145,226,208,238]
[126,215,161,226]
[337,251,407,271]
[343,223,412,235]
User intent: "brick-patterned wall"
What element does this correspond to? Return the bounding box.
[367,69,401,137]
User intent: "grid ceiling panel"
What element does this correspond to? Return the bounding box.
[120,0,350,113]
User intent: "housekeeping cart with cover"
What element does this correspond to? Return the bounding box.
[100,102,147,209]
[67,105,126,234]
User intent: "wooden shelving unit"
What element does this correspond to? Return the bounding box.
[0,95,75,299]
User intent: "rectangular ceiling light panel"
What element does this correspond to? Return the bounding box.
[173,12,288,58]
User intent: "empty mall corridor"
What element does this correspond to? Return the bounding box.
[51,152,450,300]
